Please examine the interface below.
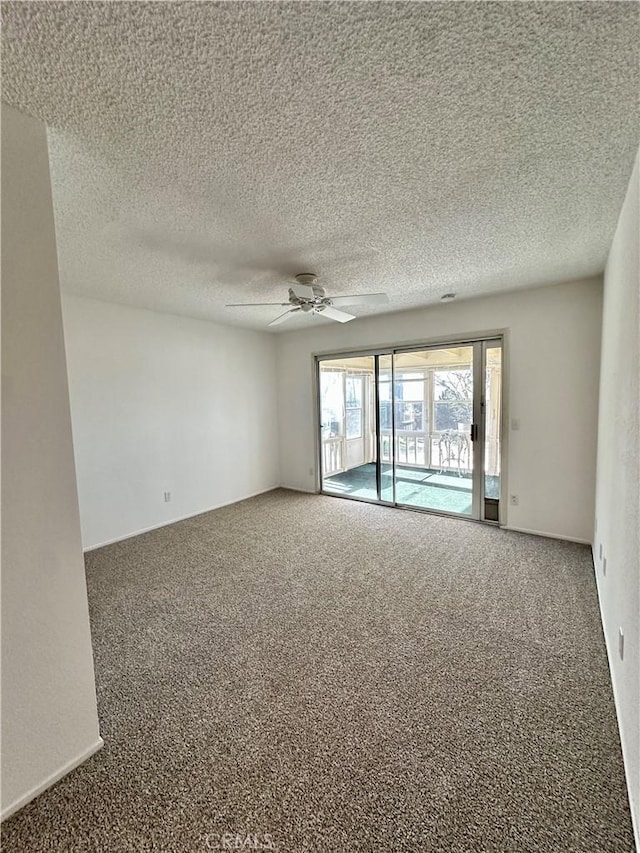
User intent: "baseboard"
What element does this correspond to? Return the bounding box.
[83,485,280,552]
[591,546,640,852]
[502,525,590,545]
[1,736,104,822]
[278,484,317,494]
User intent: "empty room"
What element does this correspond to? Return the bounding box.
[1,2,639,852]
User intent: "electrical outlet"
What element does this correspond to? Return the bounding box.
[309,467,314,477]
[619,628,624,661]
[163,491,171,503]
[511,418,521,431]
[509,494,519,506]
[603,557,607,576]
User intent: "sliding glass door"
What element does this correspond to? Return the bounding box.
[318,338,502,523]
[392,345,476,516]
[377,354,394,503]
[319,355,377,500]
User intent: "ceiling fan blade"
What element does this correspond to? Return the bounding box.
[290,282,316,299]
[226,302,290,307]
[318,306,356,323]
[268,308,299,326]
[330,292,389,307]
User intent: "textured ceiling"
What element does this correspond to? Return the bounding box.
[2,2,639,332]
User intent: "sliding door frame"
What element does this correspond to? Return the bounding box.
[391,340,481,521]
[477,338,504,523]
[315,350,393,509]
[373,356,383,502]
[315,331,506,524]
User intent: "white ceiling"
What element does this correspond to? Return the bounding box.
[2,2,639,332]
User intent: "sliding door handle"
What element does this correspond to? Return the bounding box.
[470,424,478,442]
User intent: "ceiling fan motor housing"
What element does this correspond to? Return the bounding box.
[289,274,330,311]
[289,286,329,302]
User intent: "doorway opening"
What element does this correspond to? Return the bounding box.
[317,339,503,522]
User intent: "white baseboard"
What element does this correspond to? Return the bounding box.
[1,737,104,822]
[503,525,590,545]
[279,484,316,494]
[83,485,281,552]
[591,546,640,852]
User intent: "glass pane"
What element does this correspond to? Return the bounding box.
[484,346,502,501]
[433,369,472,401]
[393,347,474,515]
[320,370,343,439]
[319,356,376,499]
[434,401,472,431]
[379,400,392,430]
[346,409,362,439]
[378,354,394,502]
[395,401,425,431]
[397,379,423,400]
[345,376,363,408]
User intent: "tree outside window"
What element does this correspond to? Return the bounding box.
[433,369,472,431]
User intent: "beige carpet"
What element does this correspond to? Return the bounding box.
[2,489,634,851]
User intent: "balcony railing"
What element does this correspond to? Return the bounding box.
[322,437,343,477]
[381,430,472,474]
[322,429,500,478]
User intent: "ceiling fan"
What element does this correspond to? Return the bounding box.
[226,274,389,326]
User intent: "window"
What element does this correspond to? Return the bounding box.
[432,369,472,431]
[378,379,391,430]
[345,375,363,439]
[394,374,426,432]
[320,371,344,438]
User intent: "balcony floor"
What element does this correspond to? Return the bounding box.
[323,463,499,515]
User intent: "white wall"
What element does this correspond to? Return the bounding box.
[1,104,102,819]
[593,150,639,848]
[62,295,279,549]
[277,277,603,543]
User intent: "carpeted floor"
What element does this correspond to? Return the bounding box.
[2,489,634,852]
